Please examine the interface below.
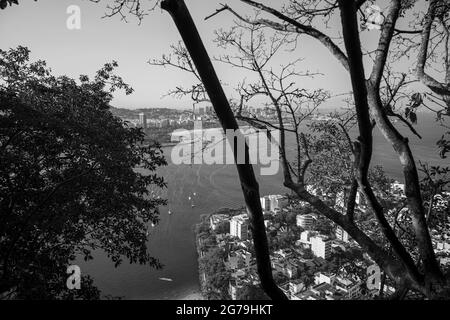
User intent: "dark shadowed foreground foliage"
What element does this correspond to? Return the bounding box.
[0,47,167,299]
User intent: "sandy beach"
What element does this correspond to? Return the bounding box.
[180,291,204,300]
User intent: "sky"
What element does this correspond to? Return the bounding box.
[0,0,419,110]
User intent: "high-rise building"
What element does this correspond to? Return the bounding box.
[296,214,314,229]
[210,214,229,231]
[230,214,249,240]
[336,189,364,209]
[260,196,271,211]
[139,113,147,129]
[335,226,350,242]
[269,195,288,212]
[299,230,314,244]
[314,272,336,285]
[311,235,331,259]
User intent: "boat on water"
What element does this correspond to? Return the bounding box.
[188,196,191,200]
[191,204,196,208]
[168,210,172,215]
[159,277,173,282]
[151,222,155,227]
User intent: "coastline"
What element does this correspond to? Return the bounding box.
[179,291,204,300]
[170,286,205,300]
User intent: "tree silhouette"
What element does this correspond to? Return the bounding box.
[0,47,167,299]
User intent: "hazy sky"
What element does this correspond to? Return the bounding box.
[0,0,413,110]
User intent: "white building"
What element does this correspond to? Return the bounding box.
[335,226,350,242]
[435,241,450,252]
[299,230,314,244]
[269,195,288,212]
[311,235,331,259]
[138,112,147,129]
[209,214,229,231]
[334,277,362,299]
[297,214,315,229]
[260,196,271,211]
[284,263,298,279]
[314,272,336,285]
[228,281,244,300]
[230,214,249,240]
[391,181,405,197]
[306,185,320,196]
[335,189,364,209]
[289,280,305,296]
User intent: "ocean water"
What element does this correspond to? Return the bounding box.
[77,113,448,299]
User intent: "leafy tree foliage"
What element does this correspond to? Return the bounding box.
[0,47,167,299]
[198,247,230,299]
[0,0,19,10]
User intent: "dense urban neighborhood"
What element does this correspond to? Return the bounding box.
[112,105,319,145]
[195,185,450,300]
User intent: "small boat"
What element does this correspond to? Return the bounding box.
[151,222,156,227]
[193,192,197,196]
[159,277,173,282]
[191,204,196,208]
[168,210,172,215]
[188,196,191,200]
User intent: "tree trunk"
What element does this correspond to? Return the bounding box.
[160,0,287,300]
[366,86,444,286]
[337,0,424,288]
